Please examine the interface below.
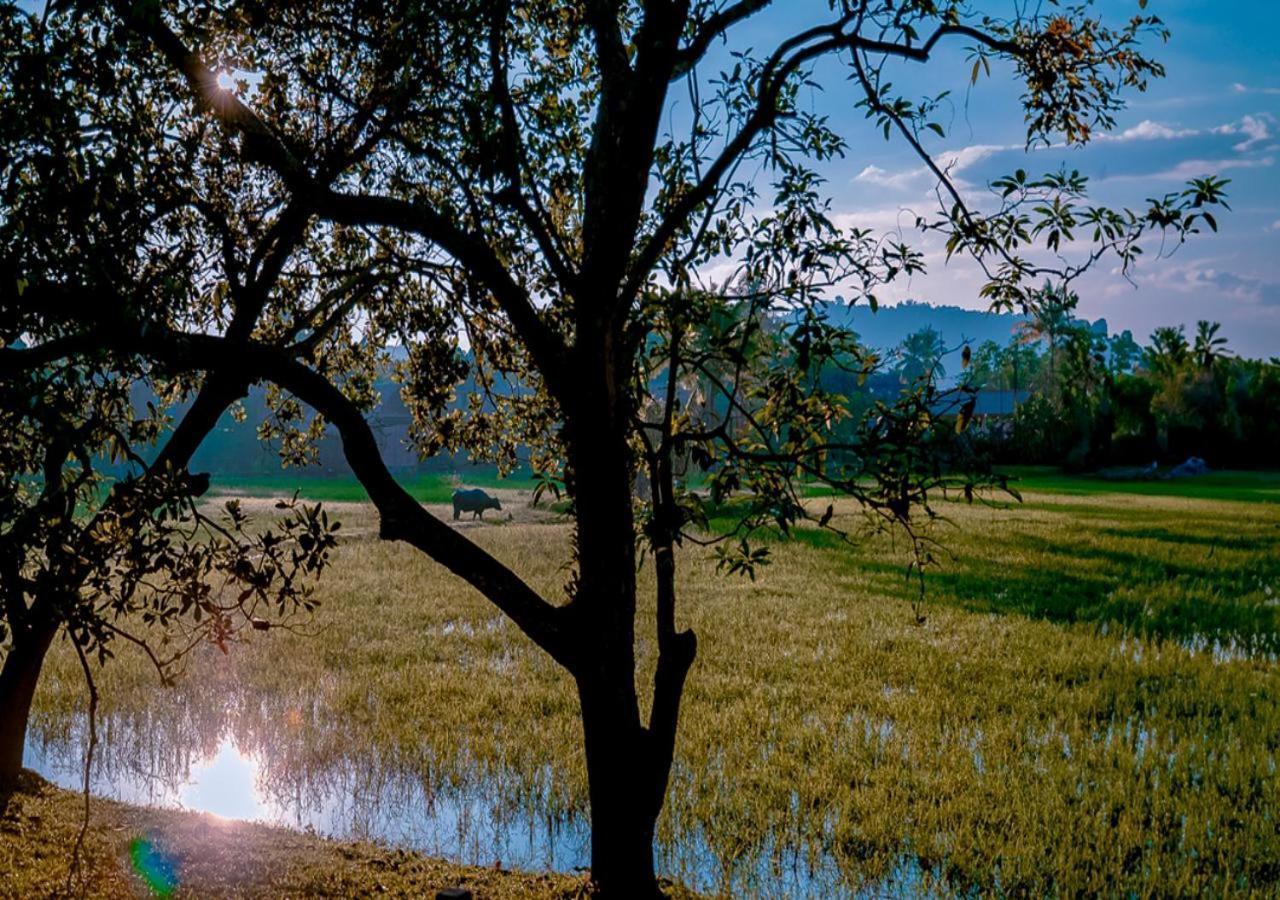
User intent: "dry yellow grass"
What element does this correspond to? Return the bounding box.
[26,485,1280,896]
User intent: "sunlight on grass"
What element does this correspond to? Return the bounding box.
[32,485,1280,896]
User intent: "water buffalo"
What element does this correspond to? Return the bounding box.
[452,488,502,521]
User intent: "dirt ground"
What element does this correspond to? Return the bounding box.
[1,771,698,899]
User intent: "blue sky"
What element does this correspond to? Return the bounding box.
[20,1,1274,354]
[708,1,1280,358]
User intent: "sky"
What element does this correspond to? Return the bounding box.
[16,2,1275,355]
[711,1,1280,358]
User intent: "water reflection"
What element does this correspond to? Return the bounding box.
[24,691,921,897]
[176,738,265,820]
[25,713,592,877]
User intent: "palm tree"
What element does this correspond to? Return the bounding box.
[1147,325,1190,377]
[895,326,946,384]
[1017,282,1079,388]
[1193,320,1230,371]
[1106,330,1142,375]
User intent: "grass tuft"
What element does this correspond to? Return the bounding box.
[28,481,1280,896]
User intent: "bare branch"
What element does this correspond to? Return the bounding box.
[671,0,774,79]
[112,0,572,401]
[627,17,1021,299]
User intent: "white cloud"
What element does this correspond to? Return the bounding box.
[1124,260,1280,308]
[1098,120,1199,143]
[692,259,742,290]
[856,115,1273,193]
[1098,116,1270,150]
[1213,115,1273,152]
[1105,155,1275,183]
[1232,82,1280,96]
[935,143,1009,173]
[1269,220,1280,233]
[854,164,927,190]
[830,205,929,233]
[1237,115,1271,152]
[1164,155,1274,179]
[853,142,1016,191]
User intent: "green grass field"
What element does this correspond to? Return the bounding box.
[210,467,534,504]
[27,474,1280,896]
[1001,466,1280,504]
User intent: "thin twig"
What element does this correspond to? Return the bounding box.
[65,633,99,898]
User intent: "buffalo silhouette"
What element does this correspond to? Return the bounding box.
[452,488,502,521]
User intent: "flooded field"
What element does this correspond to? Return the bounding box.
[28,484,1280,896]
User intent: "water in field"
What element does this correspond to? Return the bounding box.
[22,486,1280,896]
[25,727,591,874]
[24,700,927,897]
[25,709,590,875]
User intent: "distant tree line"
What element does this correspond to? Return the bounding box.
[953,290,1279,469]
[126,289,1279,482]
[788,286,1277,474]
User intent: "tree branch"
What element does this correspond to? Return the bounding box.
[314,189,570,397]
[4,318,576,665]
[671,0,773,79]
[486,5,579,290]
[626,17,1022,299]
[160,331,577,666]
[113,0,572,402]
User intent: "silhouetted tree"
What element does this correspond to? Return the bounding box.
[1194,320,1231,372]
[2,1,1228,891]
[895,326,947,384]
[1107,329,1142,376]
[1018,282,1080,388]
[1147,325,1192,376]
[0,8,355,785]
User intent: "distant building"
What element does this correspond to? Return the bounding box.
[973,389,1032,417]
[928,388,1034,419]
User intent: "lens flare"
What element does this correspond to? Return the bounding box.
[129,837,179,897]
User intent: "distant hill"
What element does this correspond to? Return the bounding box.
[820,299,1032,354]
[817,299,1111,382]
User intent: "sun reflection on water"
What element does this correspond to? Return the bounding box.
[24,715,596,877]
[179,737,269,822]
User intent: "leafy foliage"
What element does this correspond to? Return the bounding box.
[961,313,1279,470]
[0,3,348,768]
[0,0,1236,887]
[0,360,339,681]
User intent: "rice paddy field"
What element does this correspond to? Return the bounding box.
[23,471,1280,897]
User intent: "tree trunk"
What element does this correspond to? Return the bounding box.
[0,621,58,787]
[563,350,669,894]
[577,676,663,896]
[571,491,665,895]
